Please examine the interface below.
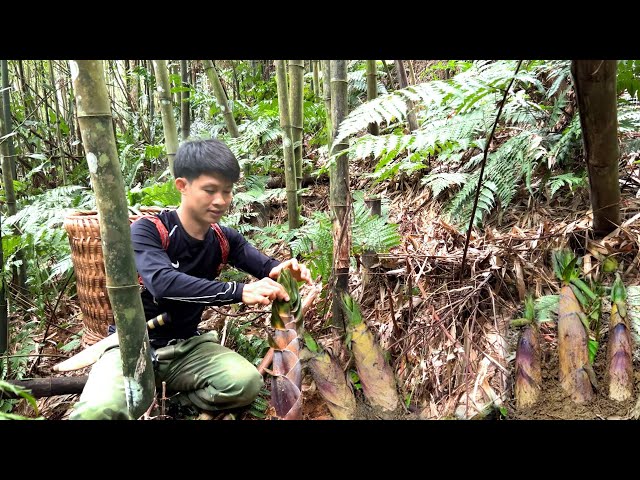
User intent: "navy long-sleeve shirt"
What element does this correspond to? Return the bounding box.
[131,209,281,345]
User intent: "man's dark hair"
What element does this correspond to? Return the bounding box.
[173,138,240,182]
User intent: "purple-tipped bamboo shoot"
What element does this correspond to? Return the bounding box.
[302,337,356,420]
[343,294,399,413]
[515,323,542,408]
[558,285,594,403]
[270,270,303,419]
[607,276,633,401]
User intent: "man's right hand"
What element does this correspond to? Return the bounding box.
[242,277,290,306]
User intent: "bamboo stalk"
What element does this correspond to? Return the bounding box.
[330,60,351,332]
[151,60,179,176]
[274,60,300,230]
[366,60,379,136]
[288,60,304,191]
[71,60,156,418]
[203,60,239,138]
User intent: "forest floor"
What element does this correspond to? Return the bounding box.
[8,136,640,421]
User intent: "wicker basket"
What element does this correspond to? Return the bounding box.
[64,207,164,346]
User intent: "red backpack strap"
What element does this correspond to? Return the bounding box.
[211,223,229,276]
[146,216,170,250]
[133,215,170,287]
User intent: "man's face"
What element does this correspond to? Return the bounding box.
[176,173,234,226]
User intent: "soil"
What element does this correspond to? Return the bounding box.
[508,324,638,420]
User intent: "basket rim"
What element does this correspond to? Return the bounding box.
[64,206,168,220]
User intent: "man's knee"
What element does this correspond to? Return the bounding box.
[233,367,263,406]
[69,399,132,420]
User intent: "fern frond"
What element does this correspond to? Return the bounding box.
[547,172,587,197]
[421,172,469,198]
[447,131,545,227]
[547,115,582,168]
[618,100,640,133]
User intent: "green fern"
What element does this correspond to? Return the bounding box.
[421,172,469,198]
[618,99,640,133]
[446,131,546,227]
[289,192,400,282]
[547,115,582,168]
[335,60,546,146]
[225,318,270,367]
[248,386,271,419]
[547,172,588,197]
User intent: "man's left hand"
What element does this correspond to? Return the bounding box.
[269,258,313,286]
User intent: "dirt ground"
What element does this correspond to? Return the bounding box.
[507,324,638,420]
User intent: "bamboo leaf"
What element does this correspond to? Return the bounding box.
[588,339,598,364]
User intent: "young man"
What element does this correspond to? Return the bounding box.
[70,138,312,420]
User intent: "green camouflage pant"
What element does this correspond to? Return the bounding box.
[69,332,263,420]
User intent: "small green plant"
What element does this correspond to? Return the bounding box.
[289,191,401,282]
[0,380,41,420]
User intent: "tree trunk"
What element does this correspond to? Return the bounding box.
[48,60,67,185]
[180,60,191,140]
[288,60,304,191]
[203,60,239,138]
[1,60,27,289]
[366,60,379,136]
[571,60,620,235]
[71,60,156,418]
[3,376,88,398]
[152,60,179,176]
[395,60,418,132]
[322,60,332,147]
[330,60,351,332]
[275,60,300,230]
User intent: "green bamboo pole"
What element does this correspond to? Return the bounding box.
[147,60,155,144]
[151,60,179,176]
[48,60,67,185]
[1,60,26,289]
[203,60,239,138]
[395,60,418,132]
[0,211,6,354]
[322,60,332,147]
[329,60,351,332]
[275,60,300,230]
[312,60,320,98]
[71,60,156,418]
[180,59,190,140]
[288,60,304,191]
[366,60,379,136]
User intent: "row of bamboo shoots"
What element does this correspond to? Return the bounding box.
[270,270,401,420]
[515,249,634,408]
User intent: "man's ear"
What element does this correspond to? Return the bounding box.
[175,177,189,193]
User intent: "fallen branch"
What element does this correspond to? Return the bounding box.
[1,376,88,399]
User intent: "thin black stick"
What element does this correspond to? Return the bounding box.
[459,60,523,281]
